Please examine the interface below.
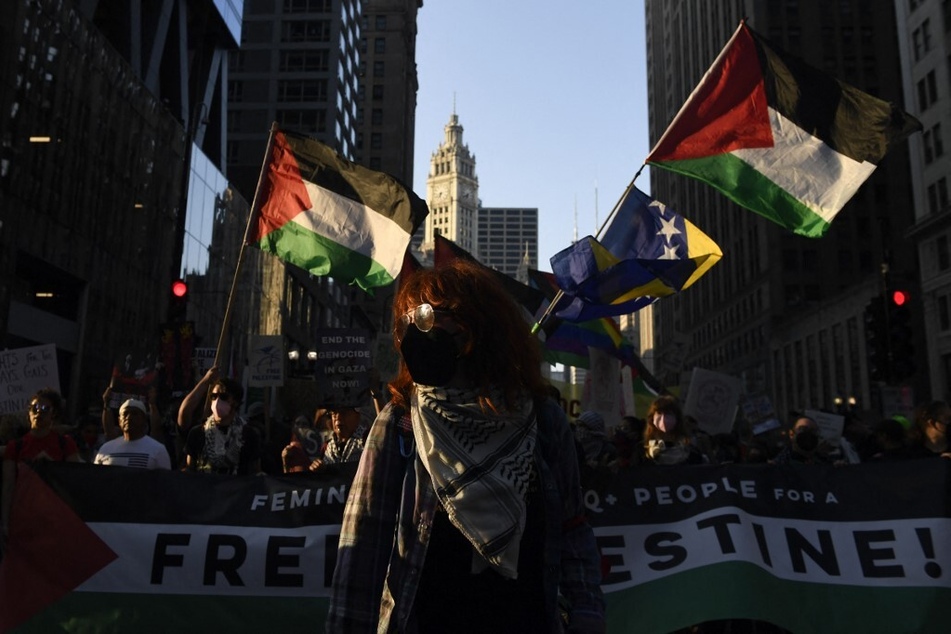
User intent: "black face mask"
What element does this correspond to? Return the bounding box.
[399,325,460,387]
[794,429,820,452]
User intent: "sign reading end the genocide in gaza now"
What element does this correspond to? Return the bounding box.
[0,344,60,416]
[313,329,371,406]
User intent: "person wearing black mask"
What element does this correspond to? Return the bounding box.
[327,258,605,634]
[772,416,831,465]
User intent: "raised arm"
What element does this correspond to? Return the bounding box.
[177,366,218,433]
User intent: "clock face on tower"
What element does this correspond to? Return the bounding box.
[461,183,475,201]
[433,183,449,203]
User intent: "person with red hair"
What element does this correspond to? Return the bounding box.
[328,259,605,633]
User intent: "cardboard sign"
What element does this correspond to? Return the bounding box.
[803,409,846,443]
[312,329,371,407]
[0,344,60,415]
[683,367,742,435]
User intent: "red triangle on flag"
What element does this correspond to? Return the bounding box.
[251,131,314,243]
[648,23,773,162]
[0,464,118,631]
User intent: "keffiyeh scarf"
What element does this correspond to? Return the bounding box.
[412,385,536,579]
[201,416,246,474]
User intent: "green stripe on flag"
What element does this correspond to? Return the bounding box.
[257,220,395,290]
[607,561,951,633]
[655,153,831,238]
[13,593,328,633]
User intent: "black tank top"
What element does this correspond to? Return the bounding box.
[414,467,547,633]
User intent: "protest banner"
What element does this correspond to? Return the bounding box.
[3,460,950,633]
[247,335,284,387]
[312,329,371,406]
[684,367,742,435]
[0,344,59,416]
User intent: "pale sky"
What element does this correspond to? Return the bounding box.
[412,0,652,271]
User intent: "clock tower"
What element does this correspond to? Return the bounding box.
[422,111,479,256]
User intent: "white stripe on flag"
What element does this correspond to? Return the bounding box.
[294,181,410,276]
[733,108,877,224]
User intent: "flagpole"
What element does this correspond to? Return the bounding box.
[530,166,646,335]
[213,121,280,368]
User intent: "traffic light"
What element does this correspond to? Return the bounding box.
[169,279,189,323]
[864,296,889,382]
[888,289,916,380]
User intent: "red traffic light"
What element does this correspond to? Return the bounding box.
[891,289,909,307]
[171,279,188,298]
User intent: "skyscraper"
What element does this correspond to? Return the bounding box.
[0,0,247,413]
[645,0,922,416]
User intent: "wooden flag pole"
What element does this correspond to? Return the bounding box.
[213,122,280,368]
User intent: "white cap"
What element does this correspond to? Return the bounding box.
[119,398,148,417]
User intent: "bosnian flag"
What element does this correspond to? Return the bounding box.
[250,129,428,291]
[646,21,921,238]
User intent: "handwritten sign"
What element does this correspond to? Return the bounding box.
[0,344,60,415]
[684,367,742,435]
[313,329,371,406]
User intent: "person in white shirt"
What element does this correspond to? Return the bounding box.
[95,399,171,470]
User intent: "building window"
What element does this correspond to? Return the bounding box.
[938,235,950,271]
[279,50,329,72]
[370,133,382,149]
[284,0,332,11]
[373,60,384,77]
[374,37,386,53]
[939,295,951,331]
[928,177,950,213]
[918,70,938,111]
[277,79,328,101]
[372,84,384,100]
[371,108,383,124]
[227,81,243,102]
[281,20,331,42]
[375,15,387,30]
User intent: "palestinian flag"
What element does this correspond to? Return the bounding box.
[0,462,352,632]
[646,21,921,238]
[250,129,429,291]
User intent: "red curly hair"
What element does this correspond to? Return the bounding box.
[388,259,547,412]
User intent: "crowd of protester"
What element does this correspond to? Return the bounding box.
[570,397,950,479]
[2,368,947,633]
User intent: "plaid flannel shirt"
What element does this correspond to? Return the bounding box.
[326,398,605,633]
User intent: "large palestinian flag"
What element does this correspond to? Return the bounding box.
[646,21,921,238]
[250,129,429,291]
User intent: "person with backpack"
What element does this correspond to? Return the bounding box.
[327,259,605,633]
[2,388,80,548]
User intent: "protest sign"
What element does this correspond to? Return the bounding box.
[0,344,59,416]
[193,347,216,376]
[684,367,742,435]
[247,335,284,387]
[312,329,371,406]
[804,409,846,442]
